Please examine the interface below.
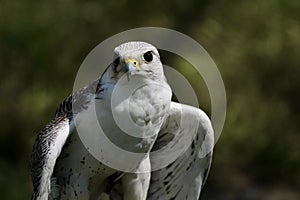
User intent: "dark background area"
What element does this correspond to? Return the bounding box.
[1,0,300,199]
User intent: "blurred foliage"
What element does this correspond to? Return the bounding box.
[0,0,300,199]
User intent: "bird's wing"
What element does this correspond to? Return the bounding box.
[31,113,74,200]
[147,102,214,200]
[30,80,99,200]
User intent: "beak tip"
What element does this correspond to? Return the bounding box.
[125,63,137,74]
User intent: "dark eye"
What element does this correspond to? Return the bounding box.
[113,57,120,66]
[143,51,153,62]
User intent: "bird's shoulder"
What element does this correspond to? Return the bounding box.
[54,79,102,118]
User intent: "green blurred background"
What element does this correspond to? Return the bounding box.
[1,0,299,199]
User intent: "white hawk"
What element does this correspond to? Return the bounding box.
[31,41,214,200]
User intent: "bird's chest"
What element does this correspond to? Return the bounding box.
[96,80,172,154]
[109,81,172,135]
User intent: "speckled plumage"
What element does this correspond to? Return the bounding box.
[31,41,214,200]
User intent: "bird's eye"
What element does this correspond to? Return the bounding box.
[113,57,120,66]
[143,51,153,62]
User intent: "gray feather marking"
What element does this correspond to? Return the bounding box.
[148,102,214,200]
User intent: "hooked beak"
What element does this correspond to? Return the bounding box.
[124,59,139,81]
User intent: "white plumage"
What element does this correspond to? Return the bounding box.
[31,41,214,200]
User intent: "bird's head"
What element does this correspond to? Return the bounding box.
[110,41,165,81]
